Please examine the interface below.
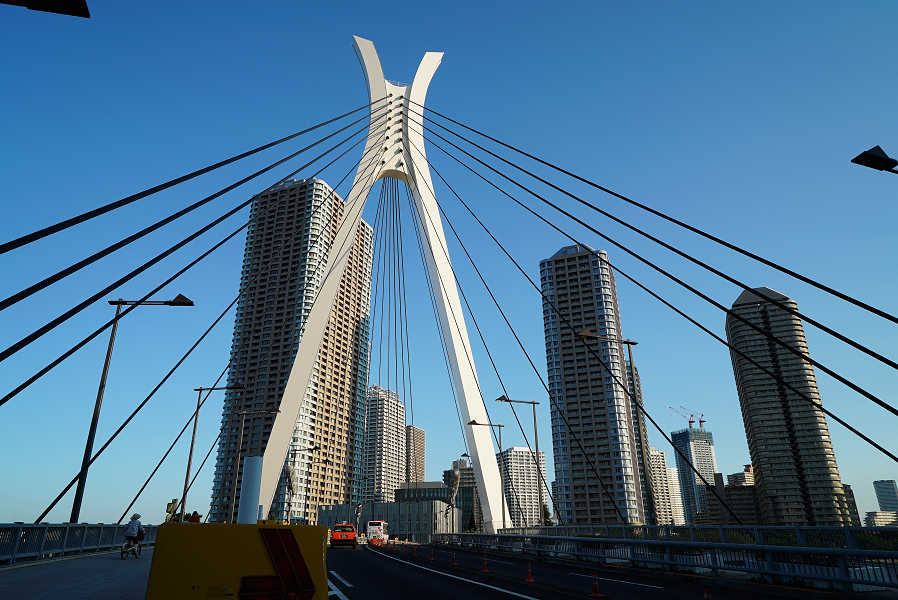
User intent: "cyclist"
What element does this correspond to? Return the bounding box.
[124,513,145,554]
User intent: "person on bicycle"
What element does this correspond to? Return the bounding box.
[124,513,144,550]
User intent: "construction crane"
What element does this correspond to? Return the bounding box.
[669,406,694,428]
[680,406,706,430]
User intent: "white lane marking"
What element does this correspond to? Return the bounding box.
[369,547,542,599]
[328,579,351,599]
[567,572,663,588]
[329,570,353,587]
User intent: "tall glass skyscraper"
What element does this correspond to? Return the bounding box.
[670,424,717,524]
[875,480,898,512]
[726,287,855,526]
[209,178,373,524]
[540,245,646,524]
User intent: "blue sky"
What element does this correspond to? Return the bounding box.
[1,2,897,524]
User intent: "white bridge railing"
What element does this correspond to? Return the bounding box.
[0,523,159,565]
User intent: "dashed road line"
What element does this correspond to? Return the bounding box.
[328,579,351,599]
[568,572,663,588]
[370,547,542,599]
[329,570,353,587]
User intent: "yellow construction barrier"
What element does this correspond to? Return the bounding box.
[146,522,327,599]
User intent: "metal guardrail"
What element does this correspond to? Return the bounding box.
[499,524,898,552]
[0,523,159,565]
[435,531,898,593]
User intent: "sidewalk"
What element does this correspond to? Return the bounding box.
[0,548,153,599]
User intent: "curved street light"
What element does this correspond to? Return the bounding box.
[71,294,193,524]
[852,146,898,174]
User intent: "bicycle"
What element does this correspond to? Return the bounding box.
[120,537,141,560]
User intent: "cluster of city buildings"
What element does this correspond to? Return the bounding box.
[207,177,890,534]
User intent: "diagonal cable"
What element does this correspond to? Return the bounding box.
[410,113,898,422]
[37,127,384,523]
[1,101,381,255]
[411,101,898,327]
[402,127,743,524]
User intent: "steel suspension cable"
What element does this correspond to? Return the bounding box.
[120,146,375,523]
[394,146,557,528]
[0,118,381,370]
[411,116,898,422]
[399,129,741,524]
[417,130,889,519]
[0,100,384,256]
[1,108,386,315]
[399,143,623,524]
[38,128,384,523]
[4,125,377,409]
[399,177,563,524]
[203,141,389,521]
[414,111,898,379]
[401,179,469,458]
[423,130,898,465]
[410,101,898,327]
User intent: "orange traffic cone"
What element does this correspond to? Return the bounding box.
[589,572,604,597]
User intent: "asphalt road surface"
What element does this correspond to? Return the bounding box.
[0,547,153,600]
[324,543,803,600]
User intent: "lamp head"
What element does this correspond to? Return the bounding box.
[852,146,898,171]
[165,294,195,307]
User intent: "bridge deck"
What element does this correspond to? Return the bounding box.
[0,548,152,599]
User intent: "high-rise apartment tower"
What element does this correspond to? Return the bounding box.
[726,287,854,526]
[210,178,373,524]
[363,386,406,502]
[497,447,547,528]
[406,425,426,483]
[648,447,673,525]
[541,245,646,524]
[668,468,686,526]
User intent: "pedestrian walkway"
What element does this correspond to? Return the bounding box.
[0,547,152,599]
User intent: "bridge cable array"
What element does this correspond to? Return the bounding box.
[412,100,898,327]
[34,118,387,522]
[409,127,898,471]
[404,106,897,521]
[0,101,379,257]
[120,137,385,524]
[7,94,895,527]
[3,108,388,410]
[409,105,898,422]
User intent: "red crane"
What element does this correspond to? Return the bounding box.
[679,406,706,430]
[669,406,694,428]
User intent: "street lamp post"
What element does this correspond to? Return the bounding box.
[70,294,193,524]
[181,384,243,524]
[229,408,280,523]
[576,328,654,526]
[468,420,506,530]
[496,396,542,526]
[852,145,898,174]
[291,443,320,522]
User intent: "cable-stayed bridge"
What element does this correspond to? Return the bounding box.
[3,35,898,598]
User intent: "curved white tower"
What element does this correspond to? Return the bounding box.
[259,36,509,533]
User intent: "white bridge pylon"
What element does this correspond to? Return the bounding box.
[259,35,510,533]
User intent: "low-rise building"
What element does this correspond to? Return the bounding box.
[864,511,898,527]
